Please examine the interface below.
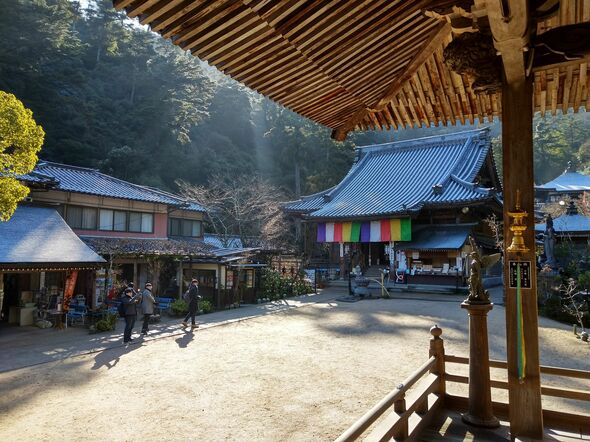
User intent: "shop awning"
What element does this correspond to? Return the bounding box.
[0,206,105,270]
[397,224,473,251]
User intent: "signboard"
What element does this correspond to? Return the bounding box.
[304,269,316,284]
[509,261,531,289]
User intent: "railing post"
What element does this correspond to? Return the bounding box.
[429,324,446,397]
[393,394,408,440]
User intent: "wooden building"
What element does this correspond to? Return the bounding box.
[17,161,261,309]
[284,129,501,285]
[536,167,590,204]
[0,205,104,326]
[114,1,590,439]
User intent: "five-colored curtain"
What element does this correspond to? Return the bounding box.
[317,218,411,242]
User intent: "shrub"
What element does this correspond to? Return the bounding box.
[260,268,314,300]
[171,299,188,316]
[200,300,214,314]
[95,313,117,332]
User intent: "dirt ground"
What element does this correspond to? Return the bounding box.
[1,296,589,442]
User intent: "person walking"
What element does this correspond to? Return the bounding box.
[121,287,140,343]
[182,279,200,330]
[140,282,156,335]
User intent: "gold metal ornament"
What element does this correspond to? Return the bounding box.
[507,189,529,253]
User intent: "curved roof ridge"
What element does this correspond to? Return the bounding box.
[283,186,336,205]
[450,174,491,195]
[355,127,489,153]
[38,160,100,173]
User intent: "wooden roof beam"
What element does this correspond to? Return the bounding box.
[331,22,451,141]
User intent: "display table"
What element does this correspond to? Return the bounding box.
[8,306,36,326]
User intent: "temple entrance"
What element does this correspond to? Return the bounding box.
[369,243,386,266]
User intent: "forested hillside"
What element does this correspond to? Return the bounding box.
[2,0,590,198]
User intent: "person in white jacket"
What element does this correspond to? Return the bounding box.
[140,282,156,335]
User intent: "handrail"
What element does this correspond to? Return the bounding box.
[444,354,590,402]
[335,356,436,442]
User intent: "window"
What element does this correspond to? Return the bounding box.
[169,218,201,237]
[169,218,181,236]
[114,211,127,231]
[99,209,113,230]
[128,212,153,233]
[129,212,141,232]
[98,210,128,231]
[66,206,97,230]
[141,213,153,233]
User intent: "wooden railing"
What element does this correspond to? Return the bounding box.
[335,326,446,442]
[336,325,590,441]
[444,354,590,429]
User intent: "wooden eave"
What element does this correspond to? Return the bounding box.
[115,0,590,138]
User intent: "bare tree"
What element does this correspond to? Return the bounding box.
[561,279,587,336]
[178,174,293,249]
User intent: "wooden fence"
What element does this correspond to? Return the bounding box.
[336,325,590,441]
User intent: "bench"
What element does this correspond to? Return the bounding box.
[155,297,174,313]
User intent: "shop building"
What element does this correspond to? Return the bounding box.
[284,129,502,285]
[0,205,105,325]
[7,161,264,317]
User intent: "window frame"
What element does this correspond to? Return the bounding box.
[65,205,98,230]
[169,218,202,238]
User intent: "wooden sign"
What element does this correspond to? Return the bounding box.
[508,261,531,289]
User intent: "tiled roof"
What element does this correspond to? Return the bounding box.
[0,206,105,266]
[536,171,590,192]
[535,214,590,233]
[283,187,336,213]
[81,236,215,257]
[204,234,243,249]
[23,161,205,212]
[398,224,473,251]
[285,129,498,219]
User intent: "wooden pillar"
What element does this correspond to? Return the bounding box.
[133,260,138,288]
[502,74,543,439]
[486,0,543,436]
[461,302,499,428]
[177,260,183,299]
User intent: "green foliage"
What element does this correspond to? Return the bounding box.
[95,313,117,332]
[200,300,213,314]
[171,299,188,316]
[0,91,45,220]
[260,268,312,300]
[579,271,590,291]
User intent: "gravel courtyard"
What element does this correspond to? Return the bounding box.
[1,294,589,442]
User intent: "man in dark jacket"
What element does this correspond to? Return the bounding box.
[121,287,140,343]
[182,279,200,330]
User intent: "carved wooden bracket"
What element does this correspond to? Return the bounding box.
[443,32,502,93]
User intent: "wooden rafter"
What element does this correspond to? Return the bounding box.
[113,0,589,138]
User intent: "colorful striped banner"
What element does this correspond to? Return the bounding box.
[351,222,361,242]
[334,222,343,242]
[342,222,352,242]
[360,222,371,242]
[316,218,411,243]
[326,222,335,242]
[317,223,326,242]
[401,218,411,241]
[381,219,391,242]
[390,219,401,240]
[370,221,381,242]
